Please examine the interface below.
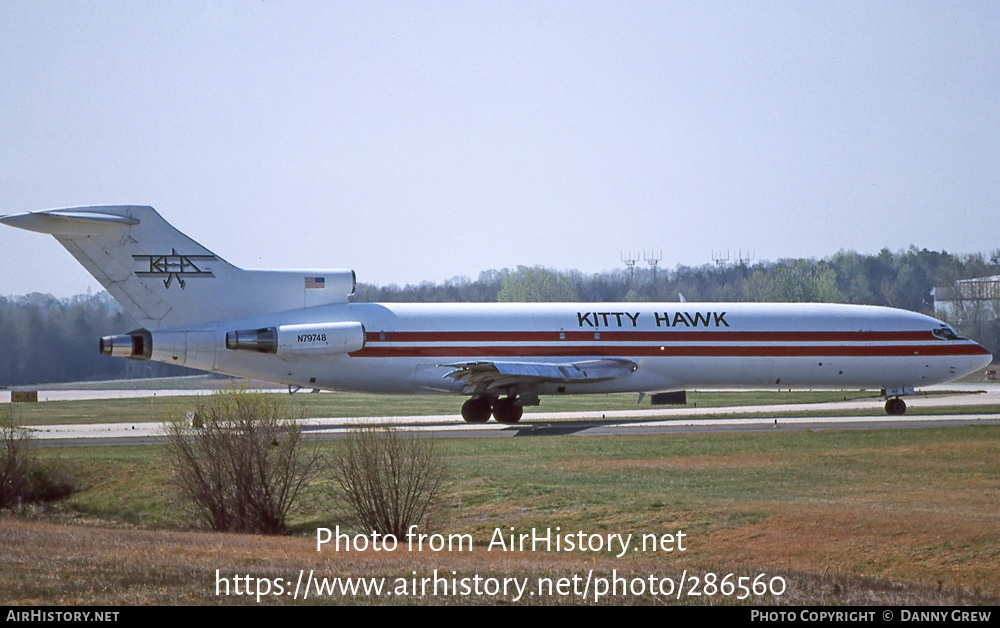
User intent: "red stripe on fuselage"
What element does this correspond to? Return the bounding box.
[352,344,989,359]
[365,330,936,343]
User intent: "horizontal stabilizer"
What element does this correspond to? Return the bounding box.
[0,208,140,235]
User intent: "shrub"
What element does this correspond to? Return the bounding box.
[1,406,75,509]
[0,408,33,509]
[164,389,321,534]
[327,424,447,538]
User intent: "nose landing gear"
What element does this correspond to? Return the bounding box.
[885,397,907,415]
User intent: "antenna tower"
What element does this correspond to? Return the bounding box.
[735,249,755,267]
[621,251,638,283]
[644,249,663,282]
[711,250,730,270]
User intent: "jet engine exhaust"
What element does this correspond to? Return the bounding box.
[99,330,152,360]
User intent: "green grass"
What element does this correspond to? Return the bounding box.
[33,424,999,532]
[40,445,179,527]
[8,396,202,426]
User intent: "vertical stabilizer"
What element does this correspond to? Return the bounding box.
[0,205,355,327]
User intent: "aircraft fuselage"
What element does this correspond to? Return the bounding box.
[156,301,991,397]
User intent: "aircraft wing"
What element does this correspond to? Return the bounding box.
[440,359,638,394]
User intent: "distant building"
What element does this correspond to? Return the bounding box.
[933,275,1000,324]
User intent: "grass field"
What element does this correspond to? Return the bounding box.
[2,403,999,605]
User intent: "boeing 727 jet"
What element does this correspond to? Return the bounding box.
[1,206,992,420]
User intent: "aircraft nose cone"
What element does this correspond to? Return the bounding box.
[967,340,994,374]
[977,347,993,371]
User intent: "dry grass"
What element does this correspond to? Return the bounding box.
[1,517,994,605]
[705,505,999,586]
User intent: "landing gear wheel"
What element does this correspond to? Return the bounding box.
[492,397,523,424]
[885,397,907,415]
[461,397,492,423]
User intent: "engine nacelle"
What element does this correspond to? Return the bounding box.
[226,321,365,355]
[101,328,217,370]
[100,329,152,360]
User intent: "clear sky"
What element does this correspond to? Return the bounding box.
[2,1,998,298]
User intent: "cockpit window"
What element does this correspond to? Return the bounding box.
[932,326,964,341]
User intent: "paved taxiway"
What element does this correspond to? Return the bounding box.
[12,383,999,446]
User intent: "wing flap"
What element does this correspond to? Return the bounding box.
[441,358,637,392]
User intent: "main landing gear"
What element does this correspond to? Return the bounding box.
[461,396,524,424]
[884,397,907,415]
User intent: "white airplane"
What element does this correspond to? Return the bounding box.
[2,205,992,420]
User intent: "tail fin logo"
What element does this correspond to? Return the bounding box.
[133,249,217,289]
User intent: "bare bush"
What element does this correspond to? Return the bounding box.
[0,408,32,510]
[1,406,74,509]
[328,424,447,538]
[164,389,321,534]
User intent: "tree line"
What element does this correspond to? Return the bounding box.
[0,291,197,386]
[3,246,998,386]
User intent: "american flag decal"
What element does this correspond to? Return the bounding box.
[305,276,325,289]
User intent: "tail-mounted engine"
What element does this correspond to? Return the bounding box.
[225,321,365,355]
[100,327,215,370]
[100,321,365,371]
[100,329,152,360]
